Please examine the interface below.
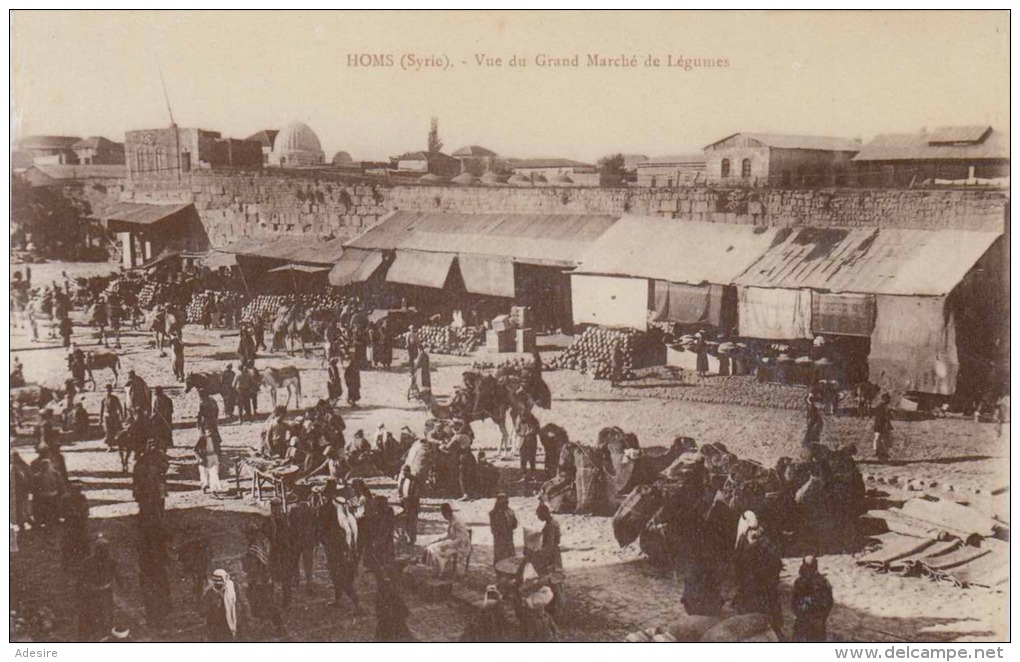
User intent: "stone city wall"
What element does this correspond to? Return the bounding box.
[105,170,1009,248]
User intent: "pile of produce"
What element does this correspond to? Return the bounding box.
[185,291,215,323]
[470,356,541,378]
[550,326,646,379]
[397,324,483,356]
[241,293,349,323]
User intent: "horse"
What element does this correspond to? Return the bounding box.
[10,384,62,432]
[185,371,225,398]
[148,309,169,354]
[85,351,121,388]
[113,415,149,473]
[257,365,302,410]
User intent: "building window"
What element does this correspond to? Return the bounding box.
[721,158,731,178]
[667,178,674,188]
[155,148,166,173]
[741,158,752,178]
[136,148,147,173]
[650,176,657,187]
[181,150,191,173]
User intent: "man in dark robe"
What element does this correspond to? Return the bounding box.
[317,485,361,612]
[60,481,90,568]
[99,384,124,452]
[792,555,834,642]
[489,494,518,564]
[733,511,784,639]
[344,359,361,407]
[221,363,237,420]
[152,386,174,450]
[77,539,118,641]
[327,357,343,401]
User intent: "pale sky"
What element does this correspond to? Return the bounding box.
[11,10,1010,162]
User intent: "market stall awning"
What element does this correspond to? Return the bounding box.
[651,281,729,326]
[457,254,515,298]
[328,248,386,287]
[267,264,331,274]
[219,235,348,265]
[385,250,455,288]
[734,227,1002,297]
[202,251,238,269]
[97,202,194,230]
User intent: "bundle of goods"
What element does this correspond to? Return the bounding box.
[398,324,483,356]
[625,614,777,643]
[615,440,866,566]
[550,326,648,379]
[544,426,641,517]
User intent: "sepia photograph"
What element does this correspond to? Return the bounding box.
[7,9,1011,647]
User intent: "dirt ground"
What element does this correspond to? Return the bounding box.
[9,269,1010,642]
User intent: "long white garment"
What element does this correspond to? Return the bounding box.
[423,515,472,573]
[737,287,813,340]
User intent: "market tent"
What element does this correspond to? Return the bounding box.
[734,227,1002,297]
[457,254,515,298]
[346,210,619,268]
[97,202,194,232]
[386,250,456,288]
[651,281,730,326]
[218,235,348,265]
[574,216,781,285]
[328,248,386,287]
[571,274,649,330]
[737,287,813,339]
[868,295,958,395]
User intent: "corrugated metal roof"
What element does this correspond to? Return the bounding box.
[346,211,619,267]
[573,216,782,285]
[706,133,861,152]
[219,235,348,265]
[734,227,1002,296]
[98,202,193,225]
[853,129,1009,162]
[386,250,454,288]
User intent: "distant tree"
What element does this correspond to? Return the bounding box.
[428,117,443,155]
[598,153,629,187]
[11,175,94,259]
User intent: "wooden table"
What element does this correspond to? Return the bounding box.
[235,461,293,509]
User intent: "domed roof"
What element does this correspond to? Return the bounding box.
[332,151,354,166]
[274,121,322,154]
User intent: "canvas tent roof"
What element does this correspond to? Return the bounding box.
[573,216,781,285]
[733,227,1002,296]
[97,202,193,227]
[328,248,386,287]
[346,211,619,268]
[385,250,455,288]
[218,235,348,265]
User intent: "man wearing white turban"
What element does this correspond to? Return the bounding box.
[202,569,248,641]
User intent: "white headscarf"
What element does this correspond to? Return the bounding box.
[212,569,238,637]
[735,510,760,550]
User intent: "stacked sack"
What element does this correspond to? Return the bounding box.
[550,326,644,379]
[185,291,215,323]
